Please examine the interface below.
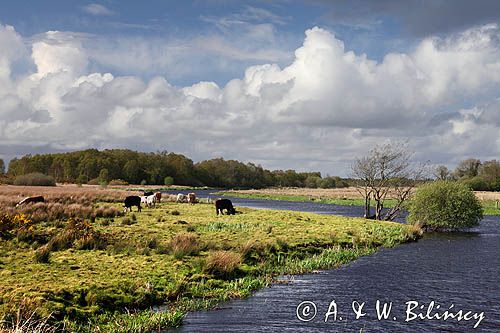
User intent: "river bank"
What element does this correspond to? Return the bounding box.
[218,188,500,216]
[0,186,420,332]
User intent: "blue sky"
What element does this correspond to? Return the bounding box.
[0,1,499,175]
[0,0,416,85]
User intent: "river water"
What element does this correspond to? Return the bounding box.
[166,190,500,332]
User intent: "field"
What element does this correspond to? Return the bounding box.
[219,188,500,215]
[0,185,421,332]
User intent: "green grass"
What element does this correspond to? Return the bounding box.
[218,191,500,216]
[482,200,500,215]
[0,202,421,332]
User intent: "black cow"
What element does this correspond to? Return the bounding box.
[215,199,236,215]
[16,196,45,207]
[124,195,142,212]
[143,191,154,196]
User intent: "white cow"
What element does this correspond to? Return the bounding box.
[146,195,157,208]
[176,193,187,203]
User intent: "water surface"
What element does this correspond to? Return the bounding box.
[166,190,500,332]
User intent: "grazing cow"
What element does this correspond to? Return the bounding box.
[146,194,157,208]
[187,193,196,204]
[16,196,45,207]
[144,191,154,197]
[176,193,187,203]
[215,199,236,215]
[154,192,162,203]
[141,196,148,205]
[124,195,141,212]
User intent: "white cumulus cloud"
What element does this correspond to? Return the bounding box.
[0,23,499,175]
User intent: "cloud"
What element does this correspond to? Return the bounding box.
[321,0,500,37]
[82,3,115,16]
[0,23,499,175]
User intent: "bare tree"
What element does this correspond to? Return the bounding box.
[351,142,427,221]
[434,165,451,180]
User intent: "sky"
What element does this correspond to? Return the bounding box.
[0,0,499,176]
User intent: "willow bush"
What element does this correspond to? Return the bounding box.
[408,180,483,231]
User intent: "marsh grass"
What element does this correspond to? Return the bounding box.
[203,251,242,279]
[0,190,421,332]
[169,233,201,259]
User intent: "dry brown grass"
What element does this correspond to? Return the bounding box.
[203,250,242,278]
[0,185,133,223]
[168,232,201,259]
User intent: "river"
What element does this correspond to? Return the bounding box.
[166,190,500,332]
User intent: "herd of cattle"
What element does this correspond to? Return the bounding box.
[16,191,237,216]
[123,191,237,215]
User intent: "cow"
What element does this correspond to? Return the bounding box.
[187,193,196,204]
[176,193,187,203]
[16,196,45,207]
[154,192,162,203]
[144,191,154,197]
[146,194,157,208]
[215,199,236,215]
[141,196,148,205]
[124,195,141,212]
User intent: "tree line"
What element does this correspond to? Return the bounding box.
[435,158,500,191]
[2,149,349,188]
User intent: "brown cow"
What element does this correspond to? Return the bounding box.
[187,193,196,204]
[154,192,162,203]
[16,196,45,207]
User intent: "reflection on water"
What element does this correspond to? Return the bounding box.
[166,190,500,332]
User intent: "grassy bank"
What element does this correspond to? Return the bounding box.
[0,186,420,332]
[218,190,500,216]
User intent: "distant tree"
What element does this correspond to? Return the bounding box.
[454,158,481,179]
[351,142,427,221]
[0,159,4,174]
[434,165,452,180]
[479,160,500,185]
[99,168,109,183]
[304,175,321,188]
[164,176,174,186]
[408,181,483,231]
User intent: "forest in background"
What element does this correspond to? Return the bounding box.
[0,149,498,190]
[1,149,349,188]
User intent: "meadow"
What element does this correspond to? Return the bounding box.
[219,188,500,215]
[0,185,421,332]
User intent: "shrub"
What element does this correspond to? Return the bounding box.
[13,173,56,186]
[140,180,147,185]
[169,233,200,259]
[164,176,174,186]
[408,181,483,231]
[460,176,490,191]
[109,179,129,186]
[47,218,107,251]
[76,174,87,185]
[87,178,100,185]
[203,251,242,278]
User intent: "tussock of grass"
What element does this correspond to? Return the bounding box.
[169,232,201,259]
[203,251,242,279]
